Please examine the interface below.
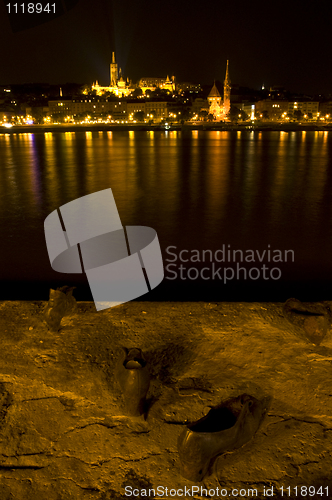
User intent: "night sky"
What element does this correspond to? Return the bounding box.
[1,0,332,95]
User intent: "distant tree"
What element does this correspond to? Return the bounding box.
[147,109,156,122]
[180,107,191,121]
[133,111,145,121]
[76,112,90,120]
[236,110,248,121]
[294,109,302,121]
[229,105,241,122]
[131,88,143,98]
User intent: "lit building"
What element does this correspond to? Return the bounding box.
[319,101,332,120]
[255,99,289,120]
[208,81,222,120]
[138,76,176,94]
[145,101,169,120]
[191,98,209,116]
[176,82,201,93]
[87,52,135,98]
[48,98,128,120]
[208,60,231,121]
[87,53,176,97]
[288,101,319,119]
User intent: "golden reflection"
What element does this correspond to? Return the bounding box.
[240,132,259,225]
[270,131,296,225]
[65,131,74,141]
[84,133,96,188]
[204,132,231,234]
[44,131,59,208]
[28,135,43,208]
[0,135,17,205]
[62,133,78,199]
[1,129,330,256]
[305,132,328,219]
[271,131,329,228]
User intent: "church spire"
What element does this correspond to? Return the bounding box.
[223,60,231,118]
[224,59,230,86]
[110,51,118,86]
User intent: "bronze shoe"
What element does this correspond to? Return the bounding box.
[116,347,150,416]
[44,286,76,332]
[283,298,329,345]
[177,393,267,482]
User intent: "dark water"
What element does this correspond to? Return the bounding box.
[1,129,332,301]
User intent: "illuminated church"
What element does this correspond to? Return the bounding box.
[90,52,135,97]
[208,60,231,121]
[88,52,176,97]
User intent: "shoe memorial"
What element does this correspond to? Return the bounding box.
[283,298,330,345]
[43,286,77,332]
[177,393,267,482]
[116,347,150,417]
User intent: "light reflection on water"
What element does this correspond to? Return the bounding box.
[0,129,331,300]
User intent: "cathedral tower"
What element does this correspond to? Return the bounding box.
[223,60,231,117]
[110,51,118,87]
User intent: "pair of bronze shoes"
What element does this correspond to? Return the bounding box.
[177,393,268,482]
[116,349,267,482]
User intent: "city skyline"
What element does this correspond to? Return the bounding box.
[1,0,332,95]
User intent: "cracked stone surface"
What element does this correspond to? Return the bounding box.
[0,300,332,499]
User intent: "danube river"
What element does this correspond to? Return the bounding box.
[1,129,332,301]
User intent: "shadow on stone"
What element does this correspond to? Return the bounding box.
[0,383,13,429]
[144,342,195,385]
